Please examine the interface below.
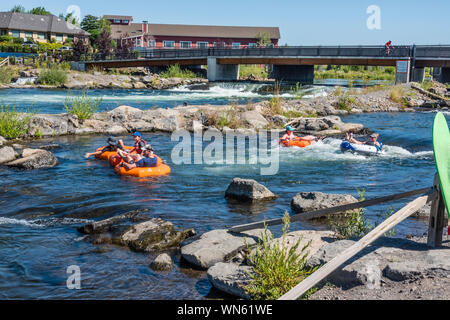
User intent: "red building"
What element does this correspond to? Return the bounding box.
[104,15,280,49]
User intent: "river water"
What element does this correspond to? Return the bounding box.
[0,83,447,299]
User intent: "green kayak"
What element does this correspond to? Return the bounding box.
[432,112,450,217]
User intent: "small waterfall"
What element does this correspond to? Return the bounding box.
[13,77,37,85]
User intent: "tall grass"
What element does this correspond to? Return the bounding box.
[389,86,406,104]
[239,65,268,80]
[160,64,198,79]
[64,90,102,121]
[245,212,316,300]
[38,67,67,85]
[0,104,33,139]
[0,66,18,84]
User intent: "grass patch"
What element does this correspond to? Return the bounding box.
[245,212,316,300]
[337,95,355,112]
[239,64,268,80]
[0,104,33,139]
[38,67,67,85]
[160,64,198,79]
[420,80,433,91]
[64,90,102,121]
[389,86,407,104]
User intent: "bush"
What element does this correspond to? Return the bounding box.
[389,86,406,104]
[0,66,18,84]
[0,104,33,139]
[328,189,372,239]
[64,90,102,121]
[38,67,67,85]
[245,212,316,300]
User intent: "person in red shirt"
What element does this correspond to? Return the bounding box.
[385,40,393,55]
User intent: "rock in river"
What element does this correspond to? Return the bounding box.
[150,253,174,271]
[225,178,278,202]
[180,228,270,269]
[0,146,17,164]
[6,148,58,169]
[291,191,358,219]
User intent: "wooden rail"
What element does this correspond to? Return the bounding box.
[0,57,9,68]
[279,191,437,300]
[229,187,433,233]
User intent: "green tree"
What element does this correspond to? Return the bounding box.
[10,5,25,12]
[96,28,113,58]
[81,15,110,45]
[29,7,52,15]
[256,31,272,47]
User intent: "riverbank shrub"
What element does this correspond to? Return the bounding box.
[328,189,372,239]
[0,66,19,84]
[245,212,316,300]
[38,67,67,85]
[160,64,198,79]
[0,104,33,139]
[389,86,406,104]
[64,90,102,121]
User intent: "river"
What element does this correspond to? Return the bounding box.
[0,83,446,299]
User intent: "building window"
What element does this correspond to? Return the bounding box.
[25,31,33,39]
[248,43,257,48]
[213,42,225,48]
[123,20,129,24]
[38,33,45,40]
[163,40,175,48]
[197,41,208,49]
[136,38,141,47]
[148,40,155,47]
[11,30,20,38]
[56,34,63,42]
[180,41,192,49]
[1,30,7,36]
[232,42,241,49]
[114,19,121,24]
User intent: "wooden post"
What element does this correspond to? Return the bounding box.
[427,174,447,247]
[279,193,435,300]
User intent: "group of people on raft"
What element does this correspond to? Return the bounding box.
[85,131,159,172]
[279,125,381,149]
[85,126,382,172]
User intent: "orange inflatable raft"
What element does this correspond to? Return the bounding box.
[112,155,171,177]
[95,146,134,161]
[280,138,312,148]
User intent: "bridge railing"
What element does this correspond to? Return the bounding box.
[82,45,421,62]
[415,45,450,58]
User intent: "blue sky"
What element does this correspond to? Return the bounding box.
[1,0,449,45]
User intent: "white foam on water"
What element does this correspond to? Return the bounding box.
[0,217,42,228]
[0,217,93,228]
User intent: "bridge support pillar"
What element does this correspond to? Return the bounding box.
[207,57,239,82]
[395,60,411,84]
[441,68,450,83]
[270,65,314,83]
[411,67,425,82]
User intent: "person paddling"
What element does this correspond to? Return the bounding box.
[85,137,123,159]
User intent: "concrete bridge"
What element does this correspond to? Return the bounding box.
[81,45,450,83]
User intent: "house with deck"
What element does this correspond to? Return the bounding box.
[104,15,280,49]
[0,11,89,43]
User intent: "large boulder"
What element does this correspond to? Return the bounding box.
[306,236,450,287]
[0,136,6,146]
[207,263,253,299]
[117,218,195,252]
[180,228,270,269]
[6,148,58,169]
[225,178,277,202]
[242,110,269,129]
[77,211,139,234]
[0,146,17,164]
[291,191,358,219]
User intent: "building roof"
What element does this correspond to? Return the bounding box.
[103,15,133,21]
[0,12,89,36]
[110,22,280,40]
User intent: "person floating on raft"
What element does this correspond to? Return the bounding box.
[279,125,322,148]
[84,137,124,159]
[119,131,152,156]
[345,132,382,150]
[114,145,158,173]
